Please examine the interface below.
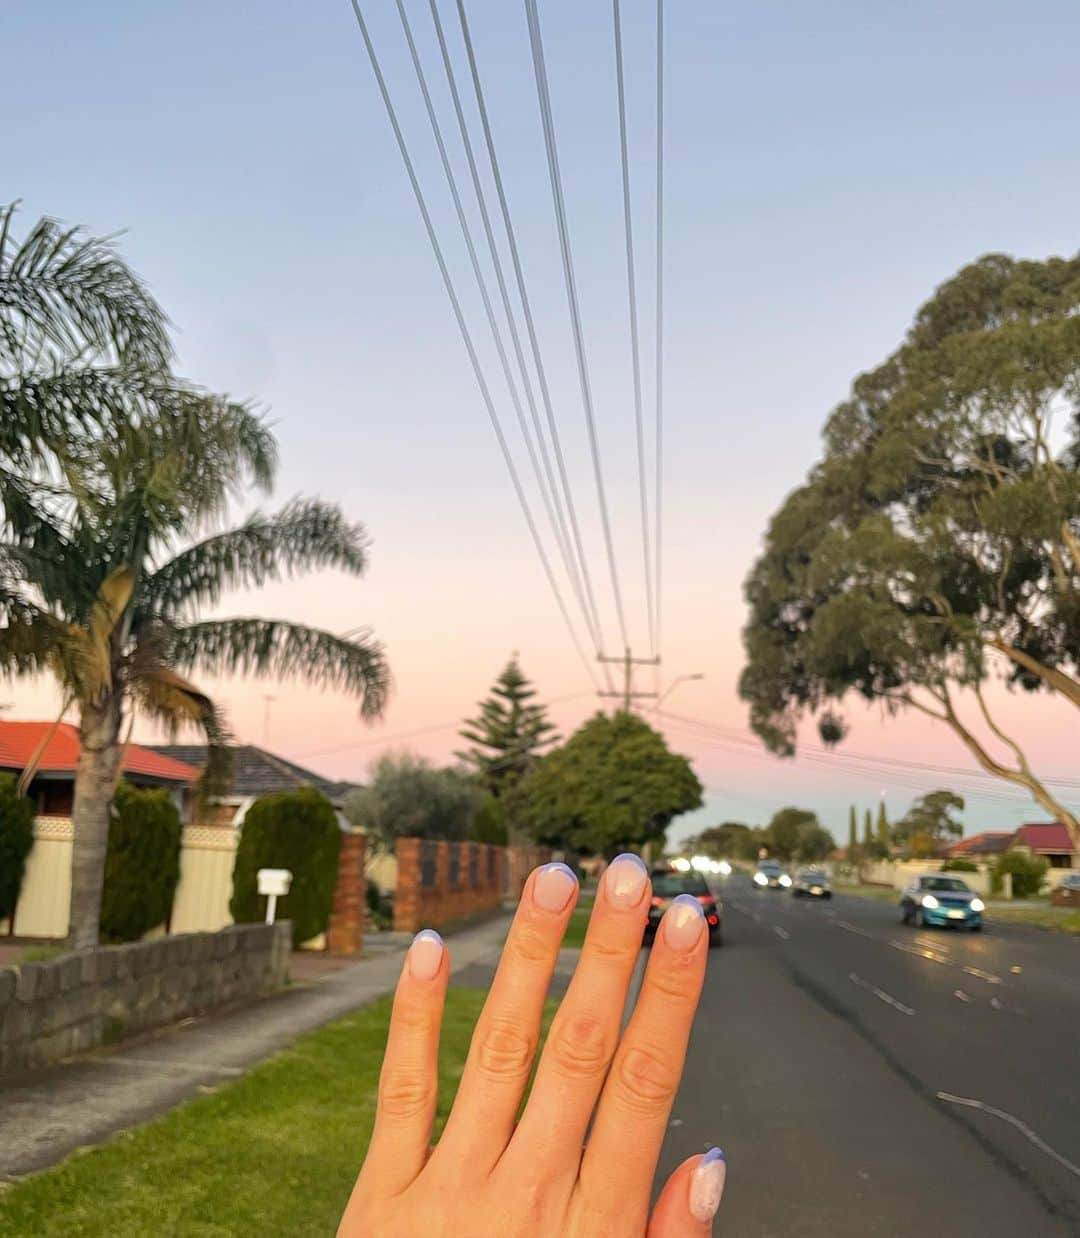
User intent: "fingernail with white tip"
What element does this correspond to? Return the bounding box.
[408,929,444,981]
[663,893,706,951]
[604,852,649,908]
[689,1147,726,1222]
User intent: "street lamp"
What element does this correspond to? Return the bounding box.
[655,673,705,709]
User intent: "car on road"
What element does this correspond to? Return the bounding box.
[900,874,984,930]
[752,860,792,891]
[1051,873,1080,907]
[791,867,832,898]
[647,869,723,946]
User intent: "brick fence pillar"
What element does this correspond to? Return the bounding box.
[394,838,423,933]
[328,830,367,955]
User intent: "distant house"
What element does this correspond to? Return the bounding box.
[146,743,356,829]
[0,720,199,818]
[947,831,1013,860]
[1009,823,1077,870]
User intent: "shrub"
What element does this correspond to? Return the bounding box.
[100,782,183,942]
[230,787,342,946]
[469,793,508,846]
[0,773,35,922]
[941,857,978,872]
[366,878,393,930]
[992,850,1048,899]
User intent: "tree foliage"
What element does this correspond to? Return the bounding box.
[515,712,702,857]
[759,807,835,863]
[0,773,34,921]
[99,782,182,942]
[893,789,965,857]
[740,251,1080,841]
[231,787,342,946]
[690,821,752,859]
[992,849,1048,899]
[343,753,478,853]
[469,793,508,846]
[458,657,558,798]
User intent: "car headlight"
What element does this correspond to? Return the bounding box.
[779,874,792,887]
[970,898,985,913]
[753,873,767,886]
[719,861,732,876]
[921,894,939,910]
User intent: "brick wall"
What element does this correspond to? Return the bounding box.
[0,922,291,1077]
[327,830,366,955]
[393,838,550,933]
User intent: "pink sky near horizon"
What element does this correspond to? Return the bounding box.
[5,0,1080,845]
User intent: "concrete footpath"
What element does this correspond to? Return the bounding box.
[0,915,513,1181]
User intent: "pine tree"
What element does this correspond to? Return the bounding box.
[876,801,890,852]
[863,809,873,847]
[458,656,559,799]
[847,805,857,855]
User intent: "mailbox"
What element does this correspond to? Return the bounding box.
[257,868,292,924]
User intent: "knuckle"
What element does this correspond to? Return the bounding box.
[548,1013,611,1079]
[378,1067,435,1120]
[646,959,701,1006]
[508,924,554,965]
[474,1019,536,1081]
[615,1045,680,1114]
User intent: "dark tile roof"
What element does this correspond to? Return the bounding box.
[146,744,357,805]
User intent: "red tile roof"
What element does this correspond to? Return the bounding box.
[1011,823,1076,854]
[948,831,1013,856]
[0,721,199,784]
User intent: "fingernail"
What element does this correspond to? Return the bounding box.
[408,929,444,981]
[689,1148,726,1222]
[533,862,578,913]
[604,852,649,908]
[663,894,705,950]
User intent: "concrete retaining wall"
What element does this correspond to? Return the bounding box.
[0,921,291,1077]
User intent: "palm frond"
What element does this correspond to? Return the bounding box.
[143,499,370,618]
[169,618,390,718]
[0,596,71,679]
[0,203,171,372]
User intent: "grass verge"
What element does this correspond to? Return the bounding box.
[983,905,1080,934]
[832,883,897,904]
[0,988,556,1237]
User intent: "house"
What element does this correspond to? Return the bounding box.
[0,720,200,818]
[146,743,356,829]
[947,831,1013,860]
[1008,823,1077,870]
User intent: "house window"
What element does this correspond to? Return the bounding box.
[1048,853,1072,869]
[37,781,74,816]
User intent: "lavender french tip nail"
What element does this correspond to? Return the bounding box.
[540,862,578,881]
[610,852,647,871]
[412,928,443,946]
[671,893,706,916]
[701,1147,726,1165]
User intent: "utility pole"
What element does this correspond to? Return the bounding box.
[597,648,660,711]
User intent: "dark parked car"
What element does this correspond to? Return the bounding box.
[753,860,792,891]
[646,869,723,946]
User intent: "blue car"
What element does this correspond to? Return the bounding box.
[900,875,984,930]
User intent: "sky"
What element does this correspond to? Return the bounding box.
[5,0,1080,844]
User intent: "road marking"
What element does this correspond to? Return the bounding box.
[962,965,1002,985]
[1010,965,1022,974]
[849,972,915,1016]
[990,996,1003,1010]
[937,1093,1080,1181]
[953,989,971,1002]
[774,926,790,940]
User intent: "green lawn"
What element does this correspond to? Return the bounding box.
[0,988,557,1237]
[983,904,1080,934]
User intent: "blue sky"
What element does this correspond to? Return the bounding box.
[5,0,1080,841]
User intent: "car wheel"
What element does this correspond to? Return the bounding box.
[709,926,723,947]
[971,922,983,933]
[917,907,932,928]
[900,902,913,925]
[823,891,833,900]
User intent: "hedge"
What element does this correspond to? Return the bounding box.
[0,774,35,922]
[230,787,341,946]
[992,850,1048,899]
[100,782,183,942]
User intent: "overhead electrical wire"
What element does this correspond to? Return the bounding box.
[347,0,600,692]
[524,0,631,650]
[393,0,601,661]
[652,0,665,690]
[612,0,654,657]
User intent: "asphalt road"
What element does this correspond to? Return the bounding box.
[655,878,1080,1236]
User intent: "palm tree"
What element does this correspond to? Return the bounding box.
[1,205,389,948]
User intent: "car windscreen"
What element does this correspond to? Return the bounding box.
[651,872,709,897]
[800,872,826,881]
[922,877,969,892]
[757,864,781,874]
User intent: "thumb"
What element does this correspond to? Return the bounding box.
[647,1149,727,1237]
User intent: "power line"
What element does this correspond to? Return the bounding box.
[612,0,654,657]
[347,0,600,692]
[653,0,665,668]
[453,0,610,670]
[524,0,631,649]
[394,0,600,658]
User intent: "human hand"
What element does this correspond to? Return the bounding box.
[338,856,726,1237]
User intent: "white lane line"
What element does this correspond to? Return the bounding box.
[990,996,1004,1011]
[849,972,915,1016]
[962,964,1002,985]
[937,1093,1080,1180]
[774,926,790,940]
[953,989,971,1002]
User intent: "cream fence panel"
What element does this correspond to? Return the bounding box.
[3,819,238,940]
[169,826,238,934]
